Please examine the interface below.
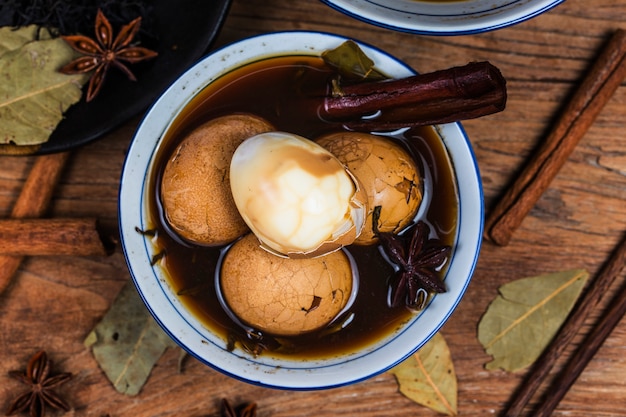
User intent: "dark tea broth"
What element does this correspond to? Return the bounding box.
[147,55,459,359]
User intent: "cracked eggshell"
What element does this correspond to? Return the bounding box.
[160,114,274,245]
[229,131,367,258]
[220,233,354,336]
[316,132,422,245]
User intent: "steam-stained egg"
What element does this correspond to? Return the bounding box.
[160,114,274,245]
[220,233,354,336]
[229,131,367,258]
[316,132,422,245]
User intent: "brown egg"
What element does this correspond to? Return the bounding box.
[316,132,422,245]
[160,114,274,245]
[220,233,354,336]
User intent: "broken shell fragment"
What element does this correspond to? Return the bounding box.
[229,131,367,258]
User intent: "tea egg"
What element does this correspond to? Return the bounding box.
[160,114,274,245]
[220,233,354,336]
[229,131,367,258]
[316,132,422,245]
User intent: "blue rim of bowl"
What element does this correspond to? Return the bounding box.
[319,0,565,36]
[118,30,484,389]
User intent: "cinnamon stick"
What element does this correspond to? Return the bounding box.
[322,61,507,130]
[485,29,626,246]
[0,152,69,293]
[0,218,114,256]
[502,232,626,417]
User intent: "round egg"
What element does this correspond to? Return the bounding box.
[220,233,354,336]
[229,131,367,258]
[316,132,422,245]
[160,114,274,245]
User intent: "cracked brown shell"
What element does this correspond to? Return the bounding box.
[220,233,353,336]
[160,114,274,246]
[316,132,422,245]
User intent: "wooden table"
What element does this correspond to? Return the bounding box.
[2,1,626,415]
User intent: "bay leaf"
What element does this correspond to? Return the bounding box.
[321,40,387,82]
[0,25,88,146]
[389,332,457,416]
[0,25,52,55]
[477,269,589,372]
[84,281,177,396]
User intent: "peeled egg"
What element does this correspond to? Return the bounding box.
[220,233,354,336]
[229,131,367,258]
[316,132,422,245]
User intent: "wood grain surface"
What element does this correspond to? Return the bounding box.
[1,1,626,416]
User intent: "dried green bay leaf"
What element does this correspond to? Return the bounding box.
[478,269,589,372]
[0,25,88,146]
[321,40,387,82]
[389,332,457,416]
[85,281,177,396]
[0,25,52,55]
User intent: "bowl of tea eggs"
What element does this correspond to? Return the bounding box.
[320,0,564,35]
[119,31,483,389]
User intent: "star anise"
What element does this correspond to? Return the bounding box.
[377,216,451,309]
[5,351,72,417]
[221,398,257,417]
[60,9,158,102]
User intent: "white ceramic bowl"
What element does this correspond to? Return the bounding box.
[320,0,564,35]
[119,31,483,389]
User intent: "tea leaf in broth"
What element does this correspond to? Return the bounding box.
[477,269,589,372]
[389,332,458,416]
[321,40,387,82]
[84,282,177,396]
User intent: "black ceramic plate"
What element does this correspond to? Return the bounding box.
[35,0,231,154]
